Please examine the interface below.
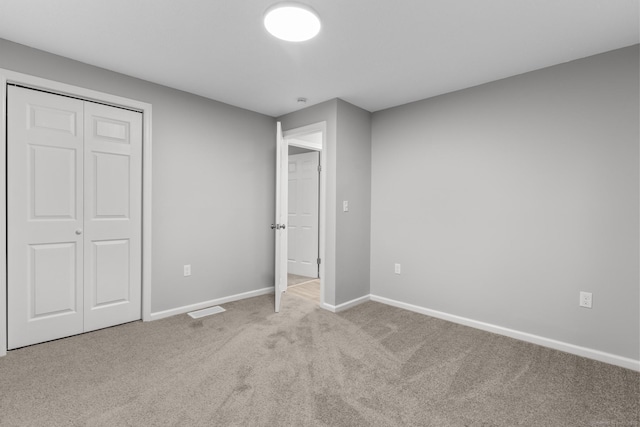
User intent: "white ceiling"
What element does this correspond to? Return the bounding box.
[0,0,637,117]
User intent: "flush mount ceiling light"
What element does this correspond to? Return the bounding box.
[264,3,321,42]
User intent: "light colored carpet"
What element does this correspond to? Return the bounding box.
[288,273,316,287]
[0,293,638,426]
[287,279,320,303]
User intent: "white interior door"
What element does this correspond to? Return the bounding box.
[7,86,142,349]
[287,151,319,278]
[83,102,142,332]
[7,86,85,349]
[274,122,288,312]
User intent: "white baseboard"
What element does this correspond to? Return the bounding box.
[150,287,274,321]
[370,294,640,372]
[321,294,370,313]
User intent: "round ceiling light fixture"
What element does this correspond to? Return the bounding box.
[264,3,321,42]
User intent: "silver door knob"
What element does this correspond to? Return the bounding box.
[271,224,276,230]
[75,229,83,235]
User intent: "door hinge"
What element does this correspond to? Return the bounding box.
[318,165,322,172]
[317,258,321,265]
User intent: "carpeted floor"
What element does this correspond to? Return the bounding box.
[0,293,638,426]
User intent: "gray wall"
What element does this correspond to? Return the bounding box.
[279,99,373,306]
[371,45,639,360]
[0,39,276,313]
[336,100,372,304]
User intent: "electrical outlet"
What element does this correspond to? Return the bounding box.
[184,264,191,277]
[579,291,592,308]
[394,263,401,275]
[343,200,349,212]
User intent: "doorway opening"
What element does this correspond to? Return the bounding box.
[281,123,326,308]
[286,145,320,303]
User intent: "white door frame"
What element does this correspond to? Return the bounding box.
[283,122,326,307]
[0,69,153,357]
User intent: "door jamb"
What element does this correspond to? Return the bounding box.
[283,122,326,307]
[0,69,153,357]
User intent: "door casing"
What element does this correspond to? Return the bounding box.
[0,69,153,357]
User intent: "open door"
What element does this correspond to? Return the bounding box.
[274,122,288,312]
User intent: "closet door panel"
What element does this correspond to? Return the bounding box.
[7,86,85,349]
[83,102,142,332]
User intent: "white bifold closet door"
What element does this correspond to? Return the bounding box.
[7,86,142,350]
